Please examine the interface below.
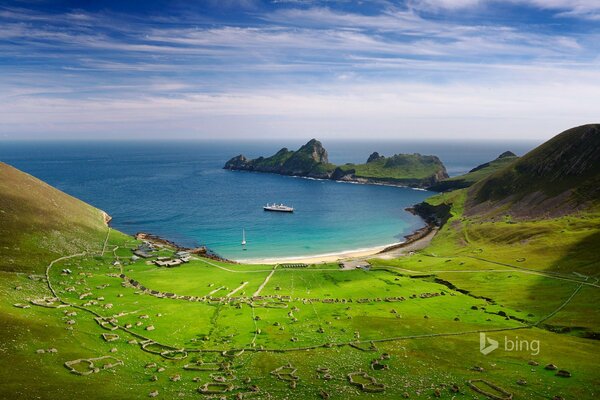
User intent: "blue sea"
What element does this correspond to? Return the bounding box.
[0,140,538,260]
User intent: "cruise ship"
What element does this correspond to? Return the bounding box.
[263,203,294,213]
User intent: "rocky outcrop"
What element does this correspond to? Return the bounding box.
[367,152,384,163]
[223,155,250,170]
[224,139,448,188]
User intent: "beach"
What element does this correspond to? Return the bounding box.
[237,226,438,265]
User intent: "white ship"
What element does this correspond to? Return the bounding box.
[263,203,294,213]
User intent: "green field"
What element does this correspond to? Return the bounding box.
[2,214,599,399]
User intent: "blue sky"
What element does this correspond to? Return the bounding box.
[1,0,599,140]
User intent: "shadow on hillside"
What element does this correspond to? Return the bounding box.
[529,230,600,338]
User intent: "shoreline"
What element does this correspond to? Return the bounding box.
[229,168,437,191]
[235,242,402,265]
[134,205,441,266]
[236,222,437,265]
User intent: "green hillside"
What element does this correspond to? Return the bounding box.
[343,153,447,181]
[428,151,519,192]
[0,162,112,272]
[469,124,600,218]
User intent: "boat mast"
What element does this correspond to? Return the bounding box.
[242,228,247,247]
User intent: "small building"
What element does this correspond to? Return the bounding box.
[133,250,152,259]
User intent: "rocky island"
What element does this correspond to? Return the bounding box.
[224,139,449,188]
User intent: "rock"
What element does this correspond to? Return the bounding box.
[434,388,441,397]
[499,151,517,158]
[528,360,539,366]
[402,392,410,398]
[146,325,155,331]
[47,348,58,353]
[471,305,478,310]
[149,390,158,397]
[545,364,558,371]
[36,349,45,354]
[556,370,571,377]
[472,366,484,372]
[517,379,527,386]
[170,374,181,382]
[150,375,158,381]
[367,152,384,163]
[450,384,459,393]
[109,348,117,353]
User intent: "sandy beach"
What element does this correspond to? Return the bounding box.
[236,226,438,265]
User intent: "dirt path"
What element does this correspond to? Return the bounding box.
[101,227,111,256]
[253,266,277,297]
[227,281,249,297]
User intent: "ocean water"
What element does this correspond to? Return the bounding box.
[0,140,538,260]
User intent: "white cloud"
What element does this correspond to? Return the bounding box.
[409,0,600,19]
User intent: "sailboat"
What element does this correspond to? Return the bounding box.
[241,229,247,250]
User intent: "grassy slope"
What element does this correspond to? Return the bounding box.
[345,154,445,180]
[472,124,600,207]
[428,154,518,192]
[0,162,113,273]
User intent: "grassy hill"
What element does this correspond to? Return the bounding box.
[0,162,111,272]
[468,124,600,218]
[428,151,519,192]
[341,153,447,182]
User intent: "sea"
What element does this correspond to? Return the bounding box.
[0,140,539,261]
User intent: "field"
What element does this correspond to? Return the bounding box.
[2,214,599,399]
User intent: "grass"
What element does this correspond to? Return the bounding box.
[2,220,598,399]
[348,154,445,181]
[1,161,599,399]
[429,154,518,191]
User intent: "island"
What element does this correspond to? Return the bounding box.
[224,138,449,188]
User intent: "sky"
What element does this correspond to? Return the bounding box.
[0,0,599,141]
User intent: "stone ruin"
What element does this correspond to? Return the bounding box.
[101,333,120,342]
[64,356,123,376]
[271,363,299,388]
[140,340,187,360]
[197,382,234,395]
[467,379,512,400]
[347,370,386,393]
[30,297,67,308]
